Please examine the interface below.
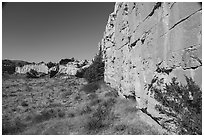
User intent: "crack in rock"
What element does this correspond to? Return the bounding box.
[190,55,202,66]
[143,2,162,22]
[130,38,140,48]
[140,108,165,128]
[169,8,202,31]
[160,8,202,37]
[169,2,176,9]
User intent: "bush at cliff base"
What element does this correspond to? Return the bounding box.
[83,50,104,83]
[75,67,87,78]
[150,76,202,135]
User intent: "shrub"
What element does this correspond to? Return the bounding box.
[46,62,56,69]
[89,98,102,107]
[67,112,75,118]
[80,81,100,93]
[85,98,117,133]
[26,69,47,78]
[75,67,88,78]
[2,60,16,74]
[104,91,119,98]
[83,46,104,83]
[26,69,39,78]
[85,104,108,133]
[80,105,92,115]
[33,108,65,124]
[49,65,59,78]
[88,93,98,100]
[114,124,128,132]
[2,65,16,74]
[150,76,202,135]
[59,58,75,65]
[2,118,27,135]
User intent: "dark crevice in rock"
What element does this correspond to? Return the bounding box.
[143,2,162,22]
[123,94,136,102]
[155,61,174,75]
[146,75,159,91]
[156,67,174,75]
[141,38,145,44]
[182,65,202,70]
[140,108,164,128]
[169,2,176,9]
[124,4,128,13]
[132,2,136,10]
[160,8,202,38]
[109,23,114,28]
[118,42,129,50]
[169,8,202,31]
[190,55,202,66]
[130,38,140,48]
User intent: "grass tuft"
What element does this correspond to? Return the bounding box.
[2,118,27,135]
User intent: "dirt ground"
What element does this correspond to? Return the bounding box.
[2,74,168,135]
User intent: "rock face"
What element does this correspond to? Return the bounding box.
[101,2,202,130]
[16,62,49,74]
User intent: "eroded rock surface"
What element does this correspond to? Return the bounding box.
[101,2,202,133]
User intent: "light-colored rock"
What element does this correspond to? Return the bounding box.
[57,60,91,75]
[16,62,49,74]
[101,2,202,132]
[16,60,92,76]
[58,63,79,75]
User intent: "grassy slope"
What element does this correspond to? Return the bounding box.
[2,75,168,135]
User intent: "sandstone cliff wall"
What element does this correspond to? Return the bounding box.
[101,2,202,110]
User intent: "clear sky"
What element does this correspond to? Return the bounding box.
[2,2,115,63]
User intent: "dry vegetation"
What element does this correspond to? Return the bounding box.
[2,74,166,135]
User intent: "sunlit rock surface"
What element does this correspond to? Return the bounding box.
[16,60,92,76]
[101,2,202,131]
[16,62,49,74]
[58,62,80,75]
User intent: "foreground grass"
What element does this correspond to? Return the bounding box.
[2,75,166,135]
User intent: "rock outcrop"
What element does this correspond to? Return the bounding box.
[16,59,92,76]
[16,62,49,74]
[58,62,80,75]
[49,60,92,76]
[101,2,202,132]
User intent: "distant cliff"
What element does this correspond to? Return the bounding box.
[14,59,91,76]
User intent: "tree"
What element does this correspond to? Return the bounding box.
[83,45,105,83]
[46,62,56,69]
[150,76,202,134]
